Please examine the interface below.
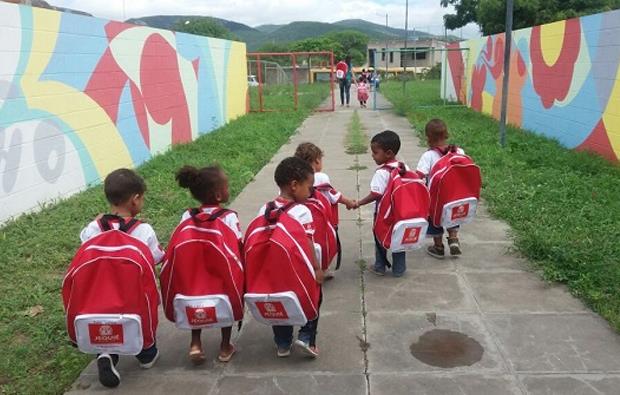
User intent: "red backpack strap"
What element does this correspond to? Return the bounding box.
[432,145,458,156]
[98,214,140,233]
[264,201,296,224]
[190,207,233,223]
[397,162,407,176]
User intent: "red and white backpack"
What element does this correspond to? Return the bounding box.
[243,201,321,326]
[374,163,430,252]
[428,146,481,228]
[336,61,348,80]
[62,215,159,355]
[314,183,343,269]
[305,190,338,271]
[160,208,244,330]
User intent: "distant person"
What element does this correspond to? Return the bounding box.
[336,55,355,107]
[371,69,380,91]
[357,75,369,108]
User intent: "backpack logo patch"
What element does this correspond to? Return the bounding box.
[186,306,217,325]
[88,323,124,345]
[451,204,470,220]
[256,301,289,319]
[401,227,422,245]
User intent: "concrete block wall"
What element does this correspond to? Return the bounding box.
[0,2,248,224]
[441,9,620,162]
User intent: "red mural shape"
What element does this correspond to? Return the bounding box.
[447,43,465,102]
[138,34,192,144]
[530,19,581,109]
[470,64,486,112]
[84,48,128,124]
[576,120,618,162]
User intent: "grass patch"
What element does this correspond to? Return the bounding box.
[348,164,368,171]
[382,80,620,331]
[345,110,368,155]
[0,84,327,395]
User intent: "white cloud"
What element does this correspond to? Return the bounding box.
[51,0,481,38]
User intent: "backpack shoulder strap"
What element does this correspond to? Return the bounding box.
[264,201,296,224]
[98,214,140,234]
[189,207,234,223]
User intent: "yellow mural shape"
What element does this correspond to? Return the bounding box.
[540,20,566,66]
[603,66,620,156]
[20,8,132,179]
[227,41,248,122]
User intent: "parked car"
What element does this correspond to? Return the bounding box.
[248,75,259,87]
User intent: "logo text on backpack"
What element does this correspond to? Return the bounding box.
[401,227,422,244]
[451,204,470,220]
[88,323,124,345]
[256,301,289,319]
[186,306,217,325]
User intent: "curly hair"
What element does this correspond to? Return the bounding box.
[176,165,226,204]
[274,157,313,188]
[371,130,401,155]
[294,142,323,165]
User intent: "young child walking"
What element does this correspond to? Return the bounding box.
[355,130,410,277]
[174,165,241,364]
[416,119,465,258]
[76,168,164,388]
[357,76,369,108]
[255,157,325,357]
[294,142,356,277]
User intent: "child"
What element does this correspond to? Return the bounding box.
[256,157,325,357]
[79,168,164,388]
[355,130,409,277]
[294,142,356,277]
[357,76,369,108]
[175,165,240,364]
[416,119,465,258]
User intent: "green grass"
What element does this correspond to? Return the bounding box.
[345,110,368,155]
[382,80,620,331]
[0,85,327,395]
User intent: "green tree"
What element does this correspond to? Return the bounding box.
[441,0,620,35]
[173,17,234,40]
[325,30,369,64]
[289,37,345,60]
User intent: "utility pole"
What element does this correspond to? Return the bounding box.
[404,0,408,75]
[499,0,514,147]
[385,13,389,77]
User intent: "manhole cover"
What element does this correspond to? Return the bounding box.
[410,329,484,368]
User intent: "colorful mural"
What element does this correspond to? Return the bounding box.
[0,2,248,224]
[441,9,620,162]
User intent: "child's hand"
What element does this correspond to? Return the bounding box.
[346,200,358,210]
[315,268,325,284]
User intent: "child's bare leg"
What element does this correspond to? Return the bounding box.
[447,228,458,239]
[447,227,462,256]
[433,235,443,247]
[218,327,235,362]
[189,329,205,364]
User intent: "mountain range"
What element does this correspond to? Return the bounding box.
[126,15,458,50]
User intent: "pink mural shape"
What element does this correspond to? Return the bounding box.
[530,19,582,109]
[470,64,486,112]
[576,120,618,162]
[447,43,465,102]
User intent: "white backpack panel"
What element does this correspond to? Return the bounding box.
[74,314,143,355]
[173,294,235,329]
[390,218,428,252]
[244,291,307,326]
[441,197,478,228]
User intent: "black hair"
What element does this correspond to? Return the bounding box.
[274,157,313,188]
[371,130,401,154]
[104,168,146,206]
[176,165,226,204]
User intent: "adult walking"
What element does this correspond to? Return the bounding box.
[336,55,354,107]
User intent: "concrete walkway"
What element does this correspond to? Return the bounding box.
[68,94,620,394]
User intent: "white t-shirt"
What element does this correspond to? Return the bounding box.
[370,160,410,196]
[258,197,315,237]
[180,205,243,240]
[416,147,465,177]
[314,172,341,204]
[80,218,165,264]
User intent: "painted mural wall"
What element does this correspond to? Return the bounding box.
[0,2,248,224]
[441,9,620,162]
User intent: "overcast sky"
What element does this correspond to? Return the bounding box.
[49,0,481,38]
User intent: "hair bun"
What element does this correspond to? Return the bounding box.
[176,165,199,188]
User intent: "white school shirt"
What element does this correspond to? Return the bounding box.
[314,172,342,204]
[80,218,165,263]
[180,205,243,240]
[416,147,465,177]
[257,197,315,236]
[370,160,410,197]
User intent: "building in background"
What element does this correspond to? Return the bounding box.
[367,38,447,73]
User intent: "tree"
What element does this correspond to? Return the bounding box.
[289,37,345,60]
[325,30,369,65]
[441,0,620,35]
[172,17,234,40]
